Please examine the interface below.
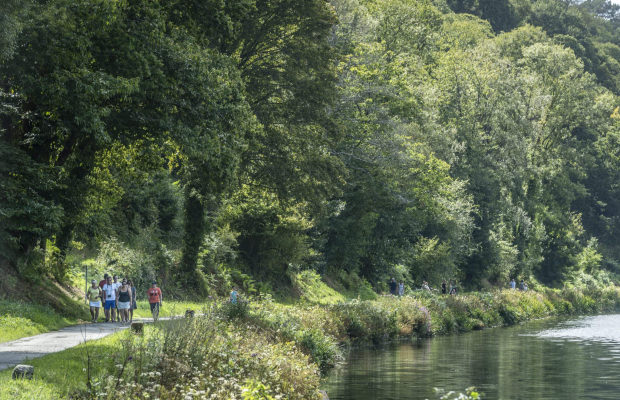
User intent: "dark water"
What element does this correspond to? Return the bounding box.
[323,315,620,400]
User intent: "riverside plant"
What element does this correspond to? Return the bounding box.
[82,311,322,400]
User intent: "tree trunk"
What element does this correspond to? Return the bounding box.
[180,187,206,291]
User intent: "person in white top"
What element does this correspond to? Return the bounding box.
[102,276,118,322]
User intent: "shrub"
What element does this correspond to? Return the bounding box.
[296,329,341,373]
[84,315,322,400]
[220,299,250,320]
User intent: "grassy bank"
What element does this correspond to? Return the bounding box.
[0,299,207,344]
[0,301,82,344]
[242,286,620,372]
[0,308,321,400]
[2,287,620,399]
[132,300,208,319]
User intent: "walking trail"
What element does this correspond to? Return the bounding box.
[0,319,161,371]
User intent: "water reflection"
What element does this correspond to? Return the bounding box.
[323,315,620,399]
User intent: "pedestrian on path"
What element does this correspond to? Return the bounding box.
[510,278,516,290]
[99,273,109,289]
[102,276,117,322]
[398,281,404,296]
[148,281,162,322]
[86,280,102,322]
[389,277,397,295]
[441,280,447,294]
[128,280,137,323]
[117,279,132,323]
[112,275,121,290]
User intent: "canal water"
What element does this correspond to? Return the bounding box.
[323,314,620,399]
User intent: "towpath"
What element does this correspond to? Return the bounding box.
[0,319,161,371]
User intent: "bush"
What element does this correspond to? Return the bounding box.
[83,315,322,400]
[296,329,341,373]
[220,299,250,320]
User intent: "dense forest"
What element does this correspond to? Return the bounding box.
[2,0,620,297]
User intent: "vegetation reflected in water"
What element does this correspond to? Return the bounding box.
[324,315,620,400]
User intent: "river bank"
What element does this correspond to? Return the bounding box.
[2,287,619,399]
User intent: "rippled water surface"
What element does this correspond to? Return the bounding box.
[323,314,620,400]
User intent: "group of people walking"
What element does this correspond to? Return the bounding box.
[86,273,163,323]
[510,278,528,291]
[389,277,458,296]
[389,278,405,296]
[389,277,531,297]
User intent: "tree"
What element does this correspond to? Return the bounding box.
[0,0,254,285]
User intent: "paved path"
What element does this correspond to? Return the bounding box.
[0,320,155,371]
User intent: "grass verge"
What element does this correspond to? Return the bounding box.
[0,300,81,344]
[132,300,208,319]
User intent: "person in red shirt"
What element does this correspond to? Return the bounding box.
[99,273,109,289]
[147,281,162,321]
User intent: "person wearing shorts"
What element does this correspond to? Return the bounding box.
[117,279,132,323]
[147,281,162,321]
[86,280,102,322]
[102,276,118,322]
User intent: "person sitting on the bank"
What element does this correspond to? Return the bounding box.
[449,281,457,295]
[86,279,102,323]
[422,281,430,291]
[230,288,239,304]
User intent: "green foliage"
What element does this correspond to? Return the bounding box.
[0,0,27,62]
[221,299,250,320]
[0,143,63,272]
[94,235,176,298]
[85,317,322,400]
[290,270,346,305]
[4,0,620,296]
[225,189,314,281]
[241,380,275,400]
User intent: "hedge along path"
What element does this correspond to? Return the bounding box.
[0,317,178,371]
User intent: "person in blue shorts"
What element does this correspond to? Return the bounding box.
[102,275,118,322]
